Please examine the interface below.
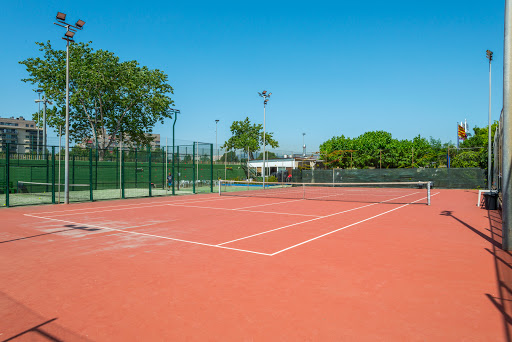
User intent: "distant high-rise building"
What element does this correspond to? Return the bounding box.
[0,116,43,153]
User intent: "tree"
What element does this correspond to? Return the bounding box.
[220,151,239,162]
[255,151,278,160]
[222,117,279,159]
[19,41,174,154]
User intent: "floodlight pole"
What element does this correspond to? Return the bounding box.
[215,119,219,166]
[36,90,42,156]
[503,0,512,250]
[302,133,306,157]
[54,12,85,204]
[487,50,493,190]
[258,90,271,188]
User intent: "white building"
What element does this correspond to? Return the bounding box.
[0,116,43,153]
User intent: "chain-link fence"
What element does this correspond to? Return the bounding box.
[0,142,214,207]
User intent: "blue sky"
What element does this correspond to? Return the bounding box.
[0,0,506,153]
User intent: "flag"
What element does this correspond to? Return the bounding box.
[458,125,467,140]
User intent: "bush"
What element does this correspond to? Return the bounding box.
[451,151,480,168]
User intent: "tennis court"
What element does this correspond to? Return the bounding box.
[0,183,509,340]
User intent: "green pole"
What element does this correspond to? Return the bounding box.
[210,143,213,192]
[115,147,119,189]
[193,142,196,194]
[89,147,93,201]
[46,151,49,190]
[72,154,75,190]
[172,114,178,195]
[148,145,152,197]
[162,149,165,190]
[95,148,98,190]
[5,143,9,207]
[51,146,56,204]
[177,146,180,190]
[135,148,138,189]
[121,147,125,199]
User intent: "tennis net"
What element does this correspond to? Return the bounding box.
[218,180,432,205]
[14,181,91,205]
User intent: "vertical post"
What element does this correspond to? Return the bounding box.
[43,97,47,156]
[51,146,55,204]
[263,104,266,188]
[447,147,450,168]
[218,179,221,196]
[89,147,93,201]
[380,150,382,169]
[5,143,9,207]
[193,142,196,194]
[503,0,512,250]
[488,50,493,190]
[165,138,168,191]
[121,146,125,199]
[210,143,214,192]
[115,147,119,190]
[427,181,431,206]
[148,145,152,197]
[135,148,138,189]
[177,146,180,190]
[64,39,70,204]
[72,154,75,190]
[162,148,165,190]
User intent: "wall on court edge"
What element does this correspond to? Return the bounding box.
[293,168,486,189]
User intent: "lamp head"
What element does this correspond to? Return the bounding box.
[75,19,85,28]
[56,12,66,21]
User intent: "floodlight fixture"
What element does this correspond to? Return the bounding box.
[65,30,75,38]
[258,89,272,188]
[36,89,43,93]
[75,19,85,28]
[56,12,66,21]
[486,50,493,61]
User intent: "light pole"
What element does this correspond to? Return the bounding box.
[54,12,85,204]
[35,94,53,157]
[170,108,181,195]
[486,50,493,190]
[36,89,42,155]
[215,119,219,165]
[302,132,306,157]
[258,90,271,187]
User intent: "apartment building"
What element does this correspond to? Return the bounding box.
[0,116,43,153]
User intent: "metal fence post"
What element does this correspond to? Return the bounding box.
[193,142,196,194]
[121,147,125,199]
[89,147,93,202]
[148,145,152,197]
[177,146,180,190]
[51,146,56,204]
[210,143,214,192]
[5,143,9,207]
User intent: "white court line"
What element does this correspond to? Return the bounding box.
[28,195,240,217]
[216,191,423,246]
[23,213,272,256]
[27,193,230,215]
[271,192,440,255]
[165,203,321,217]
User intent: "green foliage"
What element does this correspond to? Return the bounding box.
[320,131,456,169]
[254,151,278,160]
[19,41,174,150]
[221,151,239,162]
[459,121,499,168]
[222,117,279,158]
[267,176,278,182]
[451,151,481,168]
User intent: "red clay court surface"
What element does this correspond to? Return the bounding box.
[0,188,511,341]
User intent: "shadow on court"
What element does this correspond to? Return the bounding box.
[0,224,101,245]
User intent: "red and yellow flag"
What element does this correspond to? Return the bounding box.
[458,125,467,140]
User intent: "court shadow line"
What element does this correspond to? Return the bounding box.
[0,224,100,244]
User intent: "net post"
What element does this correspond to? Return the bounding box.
[89,147,93,202]
[427,181,431,206]
[210,143,214,193]
[218,179,222,196]
[302,182,305,200]
[148,145,152,197]
[193,142,196,194]
[5,143,9,207]
[51,146,56,204]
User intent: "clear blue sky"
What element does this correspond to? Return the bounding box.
[0,0,506,153]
